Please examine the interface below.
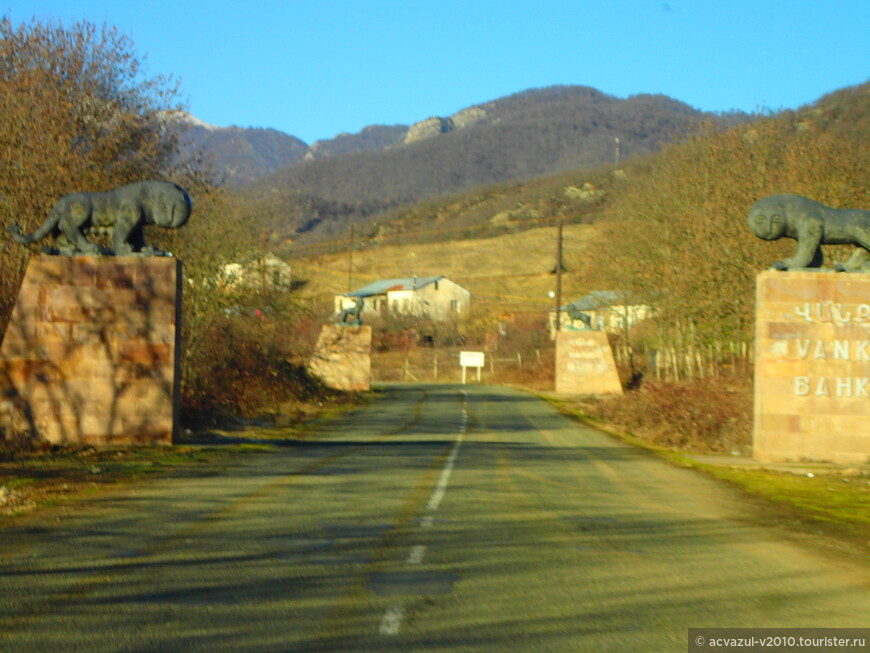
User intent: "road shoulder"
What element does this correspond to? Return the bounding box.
[539,391,870,562]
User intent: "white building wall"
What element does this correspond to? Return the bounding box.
[549,303,651,338]
[334,278,471,323]
[413,279,470,320]
[220,255,292,290]
[387,289,416,316]
[334,295,385,316]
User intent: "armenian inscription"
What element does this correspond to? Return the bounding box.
[753,271,870,463]
[555,331,623,395]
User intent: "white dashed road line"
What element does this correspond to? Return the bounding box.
[379,391,469,637]
[378,606,404,635]
[406,544,427,565]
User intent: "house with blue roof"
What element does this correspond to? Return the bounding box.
[334,276,470,322]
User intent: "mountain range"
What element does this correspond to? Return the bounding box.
[180,85,749,241]
[182,85,740,188]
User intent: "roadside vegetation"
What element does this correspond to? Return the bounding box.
[0,16,342,451]
[700,465,870,549]
[545,395,870,552]
[0,16,866,542]
[0,443,234,517]
[0,16,351,514]
[0,17,184,334]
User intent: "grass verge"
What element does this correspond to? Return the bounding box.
[543,393,870,553]
[0,395,368,520]
[0,444,236,518]
[687,463,870,547]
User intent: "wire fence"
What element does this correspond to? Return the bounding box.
[371,347,554,386]
[369,339,753,387]
[614,341,753,383]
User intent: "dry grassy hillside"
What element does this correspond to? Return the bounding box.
[292,222,598,317]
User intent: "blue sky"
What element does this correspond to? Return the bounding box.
[9,0,870,144]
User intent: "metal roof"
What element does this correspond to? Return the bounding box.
[345,276,445,298]
[558,290,640,312]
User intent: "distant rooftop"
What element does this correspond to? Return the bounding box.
[346,276,445,297]
[557,290,642,312]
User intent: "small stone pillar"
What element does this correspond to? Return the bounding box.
[0,255,182,445]
[555,331,623,395]
[308,325,372,391]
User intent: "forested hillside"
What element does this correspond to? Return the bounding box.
[572,80,870,350]
[291,79,870,354]
[233,86,738,243]
[178,120,309,187]
[306,124,407,159]
[794,81,870,141]
[266,87,709,204]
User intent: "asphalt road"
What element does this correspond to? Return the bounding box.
[0,384,867,652]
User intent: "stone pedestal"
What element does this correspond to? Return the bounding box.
[754,270,870,464]
[555,331,623,395]
[0,256,182,445]
[308,325,372,391]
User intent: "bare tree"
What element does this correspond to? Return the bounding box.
[579,115,870,354]
[0,16,186,329]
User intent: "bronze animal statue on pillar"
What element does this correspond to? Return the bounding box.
[748,194,870,272]
[7,180,192,256]
[566,306,593,329]
[334,297,364,326]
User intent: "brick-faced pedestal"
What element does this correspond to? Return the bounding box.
[308,325,372,392]
[754,270,870,464]
[0,256,182,445]
[555,330,623,395]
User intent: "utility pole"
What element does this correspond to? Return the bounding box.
[554,219,563,332]
[260,231,268,293]
[615,136,620,166]
[347,224,354,293]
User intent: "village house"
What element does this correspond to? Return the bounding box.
[549,290,650,338]
[335,276,470,322]
[220,253,293,291]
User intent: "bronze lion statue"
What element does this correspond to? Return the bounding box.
[748,194,870,272]
[7,180,191,256]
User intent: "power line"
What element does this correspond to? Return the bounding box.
[292,260,553,283]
